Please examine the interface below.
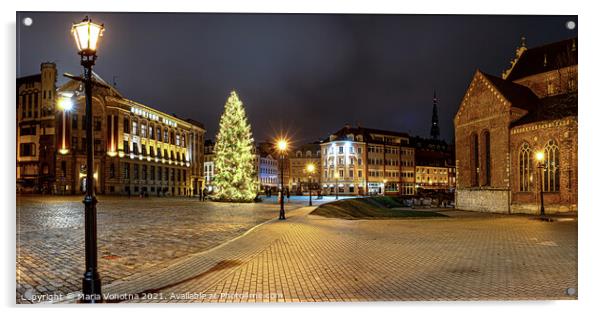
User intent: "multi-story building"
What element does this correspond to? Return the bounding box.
[49,70,205,196]
[454,37,577,214]
[412,136,456,191]
[289,143,321,194]
[320,125,415,196]
[254,142,279,191]
[16,62,58,193]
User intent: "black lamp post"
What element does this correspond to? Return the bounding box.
[277,139,288,220]
[71,16,104,303]
[536,151,546,218]
[306,163,315,206]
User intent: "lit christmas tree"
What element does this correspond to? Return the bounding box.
[213,91,258,202]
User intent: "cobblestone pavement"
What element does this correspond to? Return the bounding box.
[94,206,575,303]
[16,195,315,303]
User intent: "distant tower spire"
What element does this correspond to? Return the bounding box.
[430,90,440,140]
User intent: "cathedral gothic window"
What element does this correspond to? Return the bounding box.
[470,133,479,187]
[543,139,560,192]
[519,143,532,191]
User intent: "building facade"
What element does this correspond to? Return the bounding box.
[16,62,58,193]
[203,139,215,191]
[320,125,416,196]
[254,143,279,191]
[412,137,456,191]
[288,143,321,194]
[48,71,205,196]
[454,37,577,214]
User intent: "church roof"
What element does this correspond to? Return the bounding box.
[510,92,578,127]
[481,72,540,111]
[505,37,577,81]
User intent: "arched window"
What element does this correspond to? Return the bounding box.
[482,130,491,186]
[470,133,479,186]
[519,142,532,191]
[543,139,560,192]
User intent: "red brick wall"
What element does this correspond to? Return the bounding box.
[509,117,578,212]
[455,71,512,190]
[513,66,577,98]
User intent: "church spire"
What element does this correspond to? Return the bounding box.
[430,89,440,140]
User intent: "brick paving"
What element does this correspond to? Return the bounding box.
[16,195,311,303]
[16,196,577,303]
[119,207,575,303]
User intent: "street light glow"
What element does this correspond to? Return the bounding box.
[535,151,545,162]
[72,17,104,54]
[58,97,73,111]
[277,139,288,152]
[306,163,315,173]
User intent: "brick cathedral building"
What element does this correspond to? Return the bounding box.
[454,37,577,214]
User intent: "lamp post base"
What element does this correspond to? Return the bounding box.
[81,271,102,303]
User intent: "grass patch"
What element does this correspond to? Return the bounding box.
[311,197,447,220]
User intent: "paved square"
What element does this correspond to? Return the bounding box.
[16,196,577,303]
[16,195,309,303]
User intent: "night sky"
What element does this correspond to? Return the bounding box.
[16,12,577,144]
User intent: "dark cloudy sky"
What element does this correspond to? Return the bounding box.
[16,12,577,144]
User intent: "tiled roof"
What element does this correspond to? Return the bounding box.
[510,92,577,127]
[481,72,540,111]
[506,38,577,81]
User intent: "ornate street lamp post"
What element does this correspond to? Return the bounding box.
[277,139,288,220]
[535,151,546,218]
[71,16,105,303]
[306,163,315,206]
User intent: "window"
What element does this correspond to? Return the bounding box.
[109,163,116,179]
[164,130,168,143]
[470,133,479,186]
[547,81,555,95]
[94,116,102,131]
[150,166,155,180]
[141,144,147,156]
[543,139,560,192]
[483,131,491,186]
[123,117,130,133]
[519,143,532,192]
[20,126,36,136]
[157,127,162,141]
[349,170,354,178]
[339,169,344,178]
[358,170,362,178]
[142,165,147,180]
[132,121,138,135]
[19,143,35,157]
[141,124,147,138]
[338,146,344,154]
[133,142,139,155]
[133,164,139,179]
[149,126,154,139]
[124,140,130,154]
[176,134,180,146]
[123,163,130,179]
[72,115,79,129]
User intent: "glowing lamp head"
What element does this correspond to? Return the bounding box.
[276,139,288,152]
[535,151,545,162]
[71,16,104,55]
[306,163,316,173]
[383,179,388,184]
[58,97,73,111]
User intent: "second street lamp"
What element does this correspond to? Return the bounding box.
[71,16,105,303]
[277,139,288,220]
[535,151,546,218]
[306,163,315,206]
